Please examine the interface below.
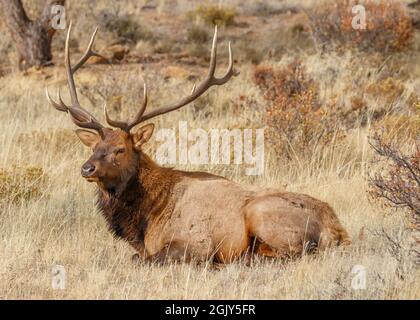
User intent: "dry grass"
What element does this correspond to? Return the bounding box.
[0,0,419,300]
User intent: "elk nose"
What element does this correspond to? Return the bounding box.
[81,163,96,177]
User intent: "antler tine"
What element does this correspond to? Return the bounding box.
[46,86,104,136]
[57,88,70,111]
[64,21,79,107]
[71,26,103,73]
[45,87,68,112]
[68,108,105,133]
[127,82,148,131]
[137,25,238,124]
[213,41,238,85]
[207,25,218,79]
[104,82,148,132]
[104,102,128,130]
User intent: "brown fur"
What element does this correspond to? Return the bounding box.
[75,127,351,264]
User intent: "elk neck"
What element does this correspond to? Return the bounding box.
[95,150,179,242]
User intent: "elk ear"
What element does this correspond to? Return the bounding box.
[132,123,154,150]
[75,129,100,148]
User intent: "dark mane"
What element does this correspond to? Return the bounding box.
[95,151,179,248]
[96,175,145,240]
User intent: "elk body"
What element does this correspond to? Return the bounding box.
[46,24,350,264]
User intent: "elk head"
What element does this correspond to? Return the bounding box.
[46,22,237,191]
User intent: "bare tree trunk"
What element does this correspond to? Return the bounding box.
[408,0,420,29]
[1,0,65,70]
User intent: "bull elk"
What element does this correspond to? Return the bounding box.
[46,23,350,264]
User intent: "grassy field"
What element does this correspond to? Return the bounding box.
[0,0,419,299]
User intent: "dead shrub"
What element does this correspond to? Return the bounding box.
[365,77,406,104]
[368,132,420,220]
[307,0,413,54]
[95,8,155,44]
[368,130,420,263]
[253,61,345,161]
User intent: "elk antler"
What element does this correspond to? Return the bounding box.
[47,24,237,135]
[45,22,106,138]
[104,25,238,132]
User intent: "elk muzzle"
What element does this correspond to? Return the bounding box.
[81,162,96,178]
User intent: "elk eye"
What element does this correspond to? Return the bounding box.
[115,148,125,155]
